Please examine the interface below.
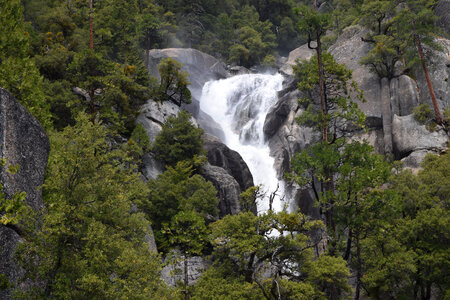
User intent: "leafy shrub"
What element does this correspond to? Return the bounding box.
[413,103,434,124]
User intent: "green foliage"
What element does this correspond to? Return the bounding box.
[162,210,209,256]
[0,0,52,128]
[360,153,450,299]
[192,265,264,300]
[294,52,366,138]
[359,34,403,79]
[413,103,435,124]
[238,185,261,213]
[130,123,151,152]
[152,110,204,167]
[0,159,28,226]
[156,58,191,106]
[14,113,169,298]
[295,4,331,41]
[142,160,218,251]
[207,210,350,299]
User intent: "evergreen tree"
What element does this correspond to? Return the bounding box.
[152,110,204,167]
[0,0,52,128]
[397,0,444,124]
[157,58,192,107]
[14,113,169,298]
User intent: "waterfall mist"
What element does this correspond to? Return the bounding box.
[200,73,287,213]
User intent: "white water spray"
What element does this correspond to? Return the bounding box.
[200,73,287,213]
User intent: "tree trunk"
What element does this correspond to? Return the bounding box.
[354,232,362,300]
[89,0,95,123]
[89,0,93,51]
[316,32,328,142]
[415,35,443,124]
[145,35,150,69]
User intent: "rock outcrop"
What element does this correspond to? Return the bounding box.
[280,44,315,76]
[0,88,50,299]
[412,38,450,113]
[162,255,208,287]
[436,0,450,35]
[392,114,448,158]
[269,26,449,213]
[200,163,241,217]
[136,100,181,143]
[202,134,253,192]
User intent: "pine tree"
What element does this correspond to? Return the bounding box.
[0,0,52,128]
[14,113,169,298]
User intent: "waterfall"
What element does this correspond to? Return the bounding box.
[200,73,286,213]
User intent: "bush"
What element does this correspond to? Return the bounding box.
[413,103,434,124]
[152,110,204,167]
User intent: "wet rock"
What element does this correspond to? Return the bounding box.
[0,88,50,299]
[202,134,254,192]
[200,163,241,217]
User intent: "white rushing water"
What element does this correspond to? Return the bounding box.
[200,73,286,213]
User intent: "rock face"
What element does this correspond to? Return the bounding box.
[280,44,315,76]
[269,26,449,214]
[200,163,241,217]
[436,0,450,35]
[390,75,420,116]
[392,114,448,158]
[162,255,208,287]
[0,88,50,299]
[412,38,450,113]
[329,26,383,119]
[136,100,181,143]
[202,134,253,192]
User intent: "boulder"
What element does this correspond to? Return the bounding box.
[136,100,180,143]
[401,149,435,173]
[279,44,315,76]
[202,134,253,192]
[200,163,241,217]
[0,88,50,299]
[392,114,448,158]
[162,254,208,287]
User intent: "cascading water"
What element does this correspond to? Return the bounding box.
[200,73,287,213]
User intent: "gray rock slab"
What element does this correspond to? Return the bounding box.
[329,26,382,119]
[0,88,49,299]
[279,44,315,76]
[200,163,241,217]
[392,114,448,157]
